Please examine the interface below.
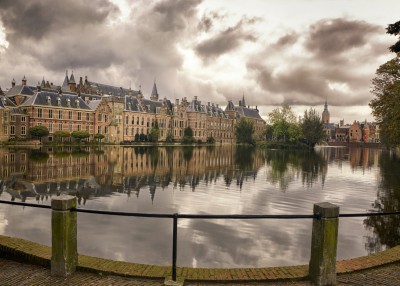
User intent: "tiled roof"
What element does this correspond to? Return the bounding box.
[125,96,142,112]
[87,100,101,111]
[236,106,263,120]
[0,96,16,108]
[20,91,91,110]
[87,81,139,97]
[6,85,35,96]
[225,100,235,111]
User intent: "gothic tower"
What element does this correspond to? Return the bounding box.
[322,98,330,124]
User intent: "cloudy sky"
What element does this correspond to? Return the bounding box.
[0,0,399,123]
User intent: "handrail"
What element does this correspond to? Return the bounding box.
[1,198,400,282]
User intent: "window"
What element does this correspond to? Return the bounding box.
[77,125,81,131]
[104,126,108,134]
[49,123,52,132]
[98,126,102,134]
[21,116,26,122]
[141,117,144,125]
[37,108,43,118]
[68,111,72,120]
[10,115,15,122]
[21,126,26,135]
[104,115,108,122]
[131,128,134,136]
[86,125,90,132]
[125,128,128,135]
[132,117,135,124]
[49,110,53,119]
[10,125,15,135]
[86,113,90,121]
[57,98,61,106]
[98,114,102,121]
[77,112,81,120]
[59,123,62,131]
[68,124,72,131]
[59,110,63,119]
[126,116,129,124]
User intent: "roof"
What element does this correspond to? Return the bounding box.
[87,100,102,111]
[6,85,35,97]
[225,100,235,111]
[0,96,16,108]
[236,106,263,120]
[20,91,92,110]
[87,81,139,97]
[151,82,159,98]
[187,99,206,113]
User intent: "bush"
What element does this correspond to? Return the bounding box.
[206,136,215,144]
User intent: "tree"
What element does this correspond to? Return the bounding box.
[71,131,90,143]
[268,105,301,143]
[94,133,105,143]
[369,57,400,146]
[134,133,140,142]
[148,126,160,142]
[139,133,146,142]
[165,131,173,142]
[235,118,255,145]
[206,136,215,144]
[301,108,325,148]
[387,20,400,53]
[182,127,194,143]
[29,125,49,142]
[54,130,70,142]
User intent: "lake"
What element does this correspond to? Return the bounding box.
[0,145,399,268]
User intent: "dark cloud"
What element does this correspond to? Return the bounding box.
[198,12,225,32]
[305,18,381,60]
[245,18,387,108]
[0,0,117,41]
[195,17,258,61]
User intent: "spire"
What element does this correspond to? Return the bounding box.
[69,71,76,84]
[324,96,328,111]
[150,79,159,101]
[241,93,246,107]
[62,70,69,87]
[41,76,46,87]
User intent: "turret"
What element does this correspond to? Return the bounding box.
[69,71,76,92]
[150,80,159,101]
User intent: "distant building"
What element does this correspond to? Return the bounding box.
[322,98,330,124]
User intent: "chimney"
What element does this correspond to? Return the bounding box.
[239,100,242,106]
[208,102,210,106]
[22,75,27,86]
[194,96,198,101]
[11,78,16,87]
[175,99,179,106]
[216,104,219,108]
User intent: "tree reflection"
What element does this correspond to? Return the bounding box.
[265,150,327,191]
[364,151,400,253]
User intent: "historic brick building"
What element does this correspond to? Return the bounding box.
[0,74,266,144]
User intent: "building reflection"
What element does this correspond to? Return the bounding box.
[0,146,265,204]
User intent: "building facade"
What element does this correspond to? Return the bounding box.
[1,74,266,143]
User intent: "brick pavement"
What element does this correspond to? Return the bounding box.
[1,235,400,285]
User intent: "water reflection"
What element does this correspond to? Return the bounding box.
[265,149,327,191]
[0,146,398,268]
[364,151,400,253]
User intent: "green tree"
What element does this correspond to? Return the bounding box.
[29,125,49,142]
[301,108,325,148]
[165,131,173,142]
[149,126,160,142]
[54,130,70,142]
[134,133,140,142]
[387,20,400,53]
[206,136,215,144]
[235,118,255,145]
[369,58,400,146]
[268,105,301,143]
[139,133,145,142]
[94,133,105,143]
[182,127,194,143]
[71,131,90,143]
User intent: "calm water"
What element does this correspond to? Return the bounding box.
[0,146,399,268]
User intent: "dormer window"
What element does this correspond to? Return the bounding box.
[46,96,51,105]
[57,97,61,106]
[76,99,80,108]
[67,98,71,107]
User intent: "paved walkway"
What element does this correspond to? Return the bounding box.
[1,257,400,286]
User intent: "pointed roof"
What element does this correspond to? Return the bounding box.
[12,78,16,84]
[22,75,26,81]
[62,70,69,87]
[151,80,159,98]
[41,77,46,87]
[241,94,246,107]
[69,71,76,84]
[225,100,235,111]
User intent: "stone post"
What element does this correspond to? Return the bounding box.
[51,195,77,277]
[309,202,339,286]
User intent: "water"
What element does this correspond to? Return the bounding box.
[0,146,398,268]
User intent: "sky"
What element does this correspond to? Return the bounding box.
[0,0,399,124]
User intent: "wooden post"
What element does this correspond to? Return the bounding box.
[309,202,339,286]
[51,195,77,277]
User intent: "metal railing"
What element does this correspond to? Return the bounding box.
[1,199,400,283]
